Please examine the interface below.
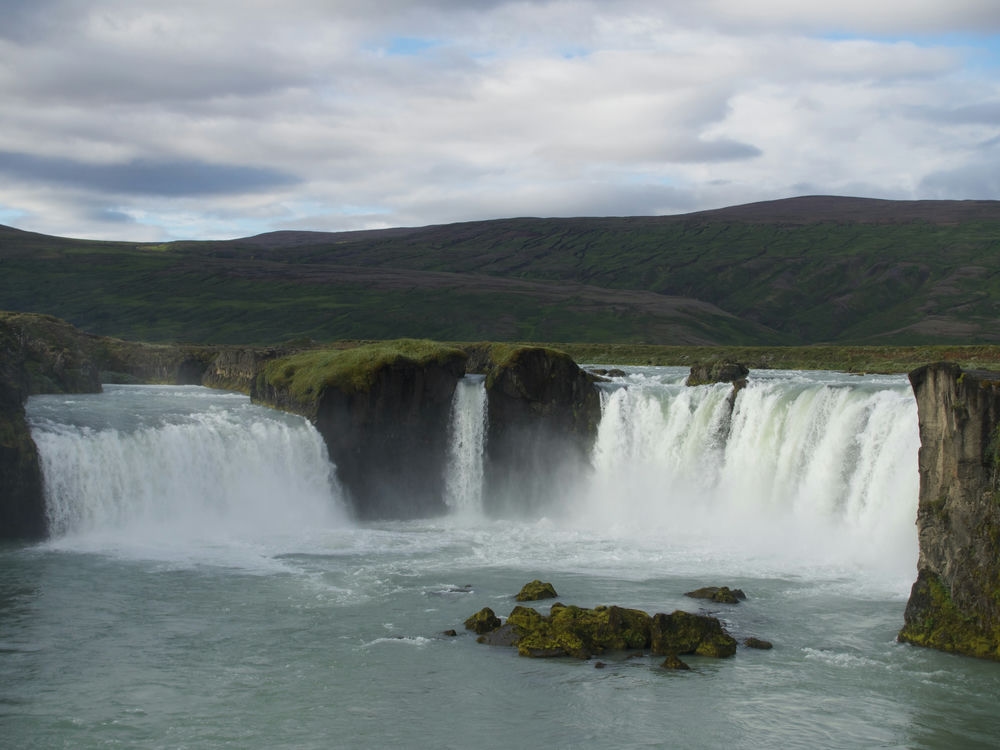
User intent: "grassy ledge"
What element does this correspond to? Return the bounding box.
[259,339,467,401]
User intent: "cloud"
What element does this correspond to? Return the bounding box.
[0,151,299,197]
[0,0,998,240]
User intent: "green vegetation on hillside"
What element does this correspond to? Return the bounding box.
[3,197,1000,346]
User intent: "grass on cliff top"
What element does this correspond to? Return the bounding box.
[261,339,466,400]
[542,343,1000,374]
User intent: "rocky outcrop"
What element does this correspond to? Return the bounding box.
[686,361,749,387]
[202,347,290,393]
[479,345,602,515]
[684,586,747,604]
[899,363,1000,660]
[0,314,105,539]
[253,340,468,519]
[0,325,45,540]
[516,579,558,602]
[468,599,738,661]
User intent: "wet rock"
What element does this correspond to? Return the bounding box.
[743,637,773,650]
[650,610,738,658]
[660,653,692,670]
[467,600,737,662]
[684,586,747,604]
[516,580,558,602]
[686,362,749,387]
[481,345,601,515]
[464,607,502,635]
[476,623,522,647]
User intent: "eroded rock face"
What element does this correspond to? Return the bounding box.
[313,356,466,520]
[0,314,102,540]
[0,339,45,540]
[899,363,1000,660]
[686,361,749,387]
[482,346,601,515]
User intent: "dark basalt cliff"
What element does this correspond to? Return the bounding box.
[899,363,1000,659]
[252,341,469,519]
[316,361,464,519]
[0,328,45,540]
[477,345,602,515]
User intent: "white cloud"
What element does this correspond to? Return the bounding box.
[0,0,997,240]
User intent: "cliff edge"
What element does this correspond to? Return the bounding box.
[253,340,468,519]
[899,362,1000,659]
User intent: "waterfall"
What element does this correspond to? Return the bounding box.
[27,386,347,544]
[26,372,920,574]
[584,369,920,573]
[444,375,488,514]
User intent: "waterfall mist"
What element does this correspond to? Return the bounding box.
[27,386,348,553]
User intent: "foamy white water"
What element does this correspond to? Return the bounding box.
[27,385,349,558]
[584,368,920,581]
[444,374,487,514]
[8,374,997,750]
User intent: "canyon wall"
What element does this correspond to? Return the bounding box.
[899,363,1000,660]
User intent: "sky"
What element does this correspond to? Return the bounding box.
[1,0,999,241]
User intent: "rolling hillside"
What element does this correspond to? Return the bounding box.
[2,196,999,346]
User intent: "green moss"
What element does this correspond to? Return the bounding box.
[515,579,558,602]
[898,571,1000,660]
[463,607,502,635]
[259,339,466,400]
[650,610,738,658]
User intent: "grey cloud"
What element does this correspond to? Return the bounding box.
[0,151,300,197]
[672,139,762,163]
[912,101,1000,125]
[919,161,1000,199]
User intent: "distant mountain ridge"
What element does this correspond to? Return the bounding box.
[2,196,999,345]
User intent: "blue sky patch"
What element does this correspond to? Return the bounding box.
[385,36,440,57]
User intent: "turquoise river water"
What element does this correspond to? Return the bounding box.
[2,370,999,749]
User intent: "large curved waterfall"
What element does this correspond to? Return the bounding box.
[26,369,919,574]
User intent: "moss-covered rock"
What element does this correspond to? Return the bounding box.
[660,653,692,670]
[516,579,558,602]
[685,361,749,387]
[650,610,738,658]
[512,603,650,659]
[468,600,736,661]
[684,586,747,604]
[464,607,502,635]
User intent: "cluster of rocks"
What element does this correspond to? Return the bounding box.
[462,580,771,670]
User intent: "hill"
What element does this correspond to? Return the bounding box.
[2,195,999,345]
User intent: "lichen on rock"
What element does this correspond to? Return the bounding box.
[464,607,502,635]
[684,586,747,604]
[515,579,558,601]
[650,610,738,658]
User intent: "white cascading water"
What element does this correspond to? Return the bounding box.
[444,374,488,514]
[28,386,348,548]
[583,369,920,576]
